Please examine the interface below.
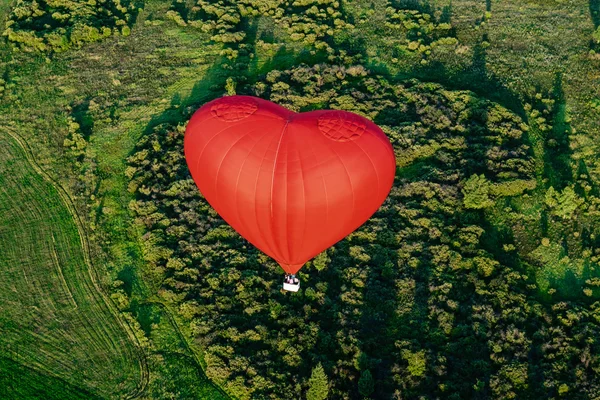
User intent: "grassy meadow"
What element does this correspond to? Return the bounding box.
[0,0,230,398]
[0,130,143,397]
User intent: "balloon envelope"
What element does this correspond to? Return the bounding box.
[184,95,396,274]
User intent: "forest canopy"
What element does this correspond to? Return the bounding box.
[3,0,141,52]
[123,62,599,399]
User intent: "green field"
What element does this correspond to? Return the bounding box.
[0,1,231,397]
[0,356,100,400]
[0,130,143,397]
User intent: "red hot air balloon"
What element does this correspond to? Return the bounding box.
[184,95,396,290]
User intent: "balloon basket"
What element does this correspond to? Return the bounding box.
[283,282,300,292]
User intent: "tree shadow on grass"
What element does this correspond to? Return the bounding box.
[117,264,136,297]
[392,0,433,14]
[440,2,452,24]
[403,39,527,121]
[70,99,94,140]
[590,0,600,28]
[542,73,573,190]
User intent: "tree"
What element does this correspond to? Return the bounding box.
[126,60,550,400]
[358,370,374,398]
[312,251,329,272]
[544,186,583,219]
[225,77,237,96]
[307,363,329,400]
[462,174,494,209]
[593,26,600,44]
[401,349,427,377]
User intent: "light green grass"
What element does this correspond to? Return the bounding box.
[136,302,229,399]
[0,130,143,398]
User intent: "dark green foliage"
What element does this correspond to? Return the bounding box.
[4,0,142,52]
[592,0,600,28]
[306,363,329,400]
[358,369,374,398]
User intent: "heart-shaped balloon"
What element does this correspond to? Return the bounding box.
[184,96,396,274]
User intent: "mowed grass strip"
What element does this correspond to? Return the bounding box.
[0,356,100,400]
[0,130,142,398]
